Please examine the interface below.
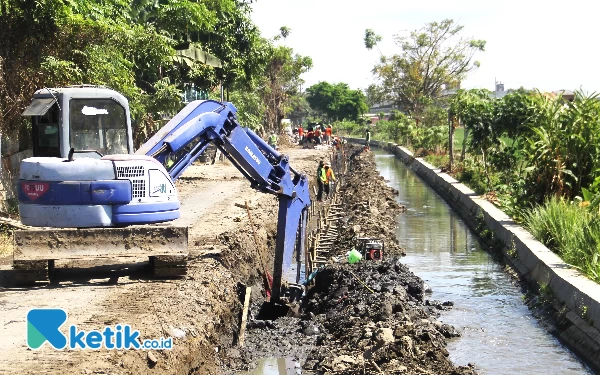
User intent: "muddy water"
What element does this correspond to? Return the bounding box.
[374,151,592,375]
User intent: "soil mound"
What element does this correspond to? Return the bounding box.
[301,259,475,374]
[333,145,407,258]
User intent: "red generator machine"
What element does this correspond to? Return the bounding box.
[357,238,384,261]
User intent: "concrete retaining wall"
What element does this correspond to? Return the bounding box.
[345,137,600,372]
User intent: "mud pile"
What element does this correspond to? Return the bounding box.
[297,147,475,374]
[301,260,475,374]
[333,145,407,258]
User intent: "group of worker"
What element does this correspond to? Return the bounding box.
[266,124,338,150]
[316,159,336,202]
[298,124,333,146]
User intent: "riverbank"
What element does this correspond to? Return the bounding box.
[345,137,600,373]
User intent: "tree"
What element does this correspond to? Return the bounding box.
[279,26,291,40]
[258,45,312,134]
[364,84,383,108]
[305,82,368,122]
[0,0,271,138]
[364,29,382,55]
[286,94,311,125]
[369,19,485,118]
[449,89,495,187]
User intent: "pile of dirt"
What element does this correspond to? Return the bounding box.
[333,145,407,258]
[301,260,475,374]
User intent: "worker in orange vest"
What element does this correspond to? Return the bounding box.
[298,125,304,142]
[314,127,322,144]
[305,129,314,148]
[324,161,336,199]
[325,125,332,145]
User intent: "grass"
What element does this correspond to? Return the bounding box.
[423,154,449,168]
[523,198,600,283]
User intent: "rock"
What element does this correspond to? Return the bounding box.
[332,355,356,371]
[374,328,394,346]
[378,302,392,321]
[400,335,414,356]
[303,323,320,336]
[392,286,408,300]
[438,323,460,338]
[171,327,185,338]
[147,351,158,366]
[227,348,241,358]
[381,282,394,292]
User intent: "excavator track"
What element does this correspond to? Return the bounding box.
[12,260,53,285]
[150,255,187,278]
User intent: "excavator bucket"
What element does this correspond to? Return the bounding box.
[12,226,188,283]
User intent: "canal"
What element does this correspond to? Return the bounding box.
[374,150,592,374]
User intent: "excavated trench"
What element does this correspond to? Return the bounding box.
[221,145,479,375]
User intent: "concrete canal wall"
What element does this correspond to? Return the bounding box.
[345,137,600,372]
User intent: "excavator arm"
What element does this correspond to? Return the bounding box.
[137,100,311,301]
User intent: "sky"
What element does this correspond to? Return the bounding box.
[250,0,600,93]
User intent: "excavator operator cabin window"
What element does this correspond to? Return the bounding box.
[69,99,128,158]
[32,103,60,157]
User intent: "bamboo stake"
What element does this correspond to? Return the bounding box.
[238,286,252,347]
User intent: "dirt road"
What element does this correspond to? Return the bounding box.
[0,146,329,374]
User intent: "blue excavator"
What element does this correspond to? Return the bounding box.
[15,85,310,301]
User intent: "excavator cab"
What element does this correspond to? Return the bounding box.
[22,85,134,159]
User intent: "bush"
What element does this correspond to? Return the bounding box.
[336,120,365,137]
[524,198,600,282]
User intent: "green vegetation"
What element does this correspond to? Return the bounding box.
[523,198,600,283]
[0,1,311,142]
[305,82,368,122]
[360,19,600,283]
[445,90,600,283]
